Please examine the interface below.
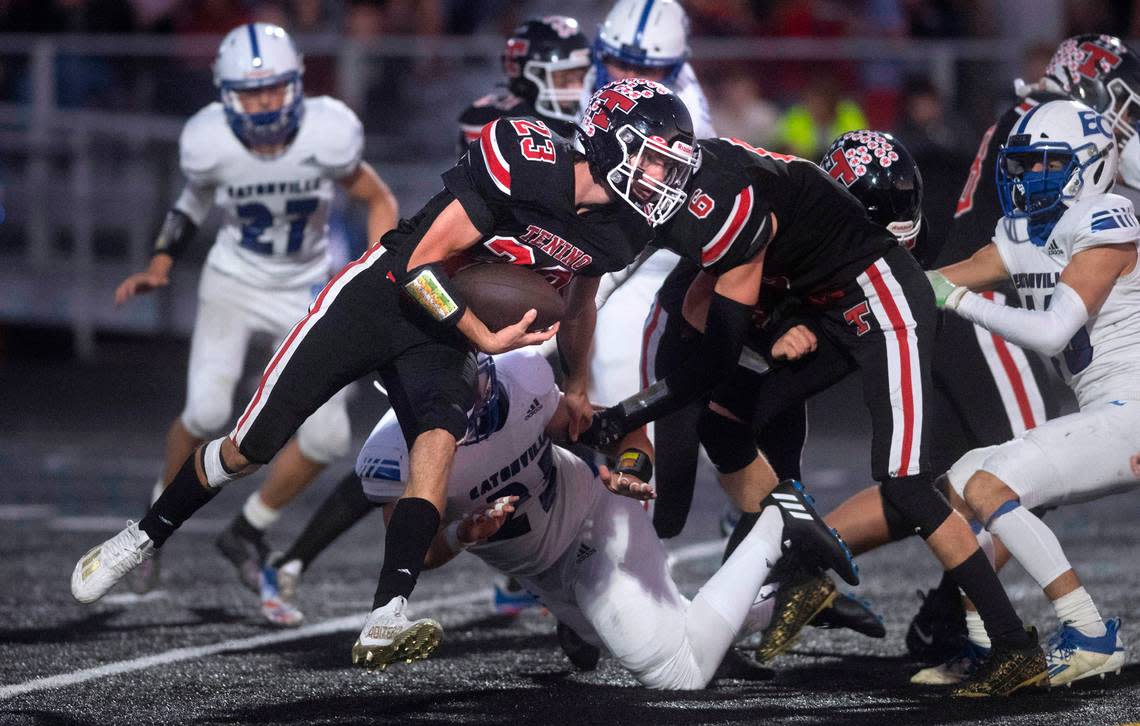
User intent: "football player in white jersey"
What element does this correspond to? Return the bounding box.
[351,348,856,685]
[926,99,1139,686]
[114,23,398,593]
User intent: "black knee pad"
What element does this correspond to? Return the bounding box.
[697,408,758,474]
[879,474,953,540]
[878,484,916,541]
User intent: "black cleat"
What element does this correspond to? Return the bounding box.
[906,583,968,663]
[215,517,269,593]
[811,591,886,638]
[557,621,600,671]
[951,627,1048,697]
[764,480,859,586]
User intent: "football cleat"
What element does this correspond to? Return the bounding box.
[755,572,837,663]
[71,521,155,603]
[906,584,968,663]
[493,577,540,616]
[351,596,443,671]
[556,621,600,671]
[951,627,1048,697]
[910,640,990,685]
[1046,618,1126,687]
[259,565,304,628]
[215,519,269,593]
[128,548,161,595]
[811,591,886,638]
[270,555,303,601]
[763,480,859,586]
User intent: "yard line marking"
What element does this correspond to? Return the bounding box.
[0,540,725,700]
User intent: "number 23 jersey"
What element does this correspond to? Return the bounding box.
[357,349,598,578]
[993,193,1140,408]
[175,96,364,289]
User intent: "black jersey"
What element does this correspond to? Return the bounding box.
[937,91,1066,267]
[383,116,652,290]
[457,91,576,156]
[657,138,895,297]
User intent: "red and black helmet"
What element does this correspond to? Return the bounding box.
[576,78,699,227]
[1044,34,1140,142]
[820,130,923,247]
[502,16,591,123]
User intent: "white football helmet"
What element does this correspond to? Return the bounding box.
[996,99,1117,228]
[593,0,690,87]
[213,23,305,148]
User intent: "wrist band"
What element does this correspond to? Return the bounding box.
[402,264,467,324]
[615,447,653,483]
[443,520,468,554]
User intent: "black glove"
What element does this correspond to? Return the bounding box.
[578,406,627,451]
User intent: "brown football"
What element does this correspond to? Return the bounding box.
[452,263,566,333]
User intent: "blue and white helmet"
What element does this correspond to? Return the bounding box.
[213,23,305,148]
[996,99,1117,223]
[593,0,690,88]
[461,354,503,446]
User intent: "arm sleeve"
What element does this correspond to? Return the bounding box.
[615,291,753,429]
[954,282,1088,357]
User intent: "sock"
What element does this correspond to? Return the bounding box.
[971,523,996,568]
[740,583,779,638]
[139,452,218,547]
[282,471,375,569]
[1053,587,1106,637]
[986,503,1071,590]
[722,510,761,563]
[965,608,991,649]
[150,479,165,504]
[372,497,441,609]
[948,548,1030,650]
[242,492,281,532]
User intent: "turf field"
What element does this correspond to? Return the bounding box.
[2,339,1138,725]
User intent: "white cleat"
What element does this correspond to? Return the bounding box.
[259,565,304,628]
[275,557,303,601]
[70,521,155,604]
[351,596,443,671]
[911,640,989,685]
[1047,618,1126,687]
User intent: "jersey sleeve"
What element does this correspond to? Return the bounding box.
[688,180,774,275]
[178,104,224,188]
[498,349,560,429]
[442,117,569,235]
[313,97,364,180]
[1069,195,1140,256]
[172,182,214,225]
[355,411,410,503]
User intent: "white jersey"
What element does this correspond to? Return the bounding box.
[358,349,599,578]
[992,192,1140,407]
[581,62,716,140]
[174,95,364,290]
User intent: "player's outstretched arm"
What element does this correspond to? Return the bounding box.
[115,253,173,305]
[600,427,657,501]
[556,275,601,438]
[339,160,398,247]
[114,191,205,305]
[926,242,1007,308]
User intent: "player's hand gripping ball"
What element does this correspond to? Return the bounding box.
[453,264,566,333]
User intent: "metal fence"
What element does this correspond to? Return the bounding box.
[0,33,1033,358]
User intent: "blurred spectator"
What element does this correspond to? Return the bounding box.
[903,0,970,37]
[892,76,969,158]
[773,76,867,158]
[859,0,908,129]
[687,0,760,36]
[1065,0,1129,37]
[708,72,779,146]
[174,0,250,35]
[251,1,291,28]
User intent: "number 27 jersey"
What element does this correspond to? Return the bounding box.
[175,96,364,289]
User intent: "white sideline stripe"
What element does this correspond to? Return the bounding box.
[0,504,56,520]
[0,541,725,700]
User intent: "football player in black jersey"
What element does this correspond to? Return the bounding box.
[69,79,700,672]
[457,16,591,153]
[583,136,1049,695]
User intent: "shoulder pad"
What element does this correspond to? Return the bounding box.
[179,102,227,186]
[1066,193,1139,247]
[498,349,556,397]
[309,96,364,179]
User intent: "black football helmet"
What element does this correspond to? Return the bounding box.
[503,16,591,123]
[820,130,923,247]
[576,78,699,226]
[1043,34,1140,143]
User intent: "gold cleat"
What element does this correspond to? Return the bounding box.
[755,574,837,663]
[351,617,443,672]
[951,628,1048,697]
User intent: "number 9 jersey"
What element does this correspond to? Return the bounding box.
[174,95,364,289]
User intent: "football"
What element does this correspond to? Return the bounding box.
[452,263,566,333]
